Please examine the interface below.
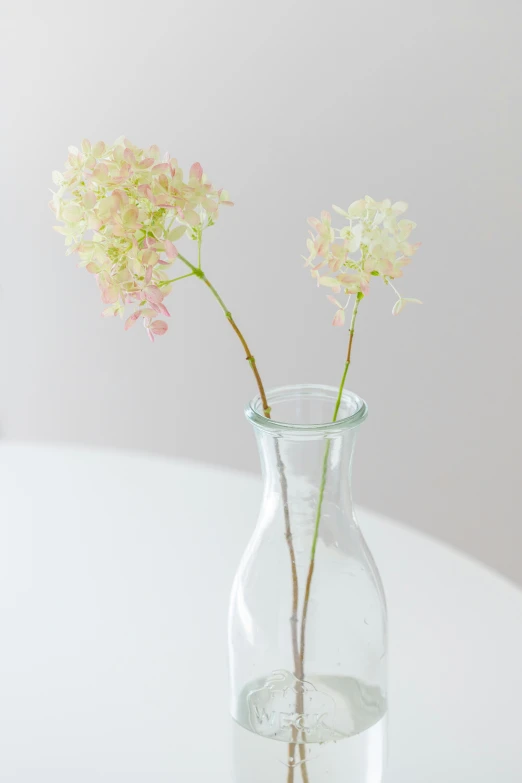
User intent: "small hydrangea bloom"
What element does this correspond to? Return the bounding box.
[50,137,233,341]
[304,196,421,324]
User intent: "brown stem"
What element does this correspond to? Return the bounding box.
[222,308,307,781]
[224,310,271,416]
[276,440,301,679]
[224,310,306,781]
[177,254,307,779]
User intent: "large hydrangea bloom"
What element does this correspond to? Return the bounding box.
[50,137,232,340]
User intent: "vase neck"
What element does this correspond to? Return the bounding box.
[256,428,358,511]
[247,384,367,521]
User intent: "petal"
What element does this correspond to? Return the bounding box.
[82,191,96,209]
[168,225,187,242]
[392,201,408,215]
[151,163,169,174]
[92,141,106,158]
[190,162,203,181]
[183,209,200,227]
[144,285,163,304]
[326,295,343,308]
[317,276,341,288]
[61,203,83,223]
[125,310,142,330]
[164,240,178,259]
[347,199,367,218]
[150,320,168,336]
[332,309,346,327]
[101,285,119,304]
[156,302,170,317]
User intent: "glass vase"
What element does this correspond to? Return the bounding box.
[229,384,387,783]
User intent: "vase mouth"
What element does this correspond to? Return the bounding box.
[246,383,368,437]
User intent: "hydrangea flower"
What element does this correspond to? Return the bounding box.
[304,196,421,324]
[50,137,233,341]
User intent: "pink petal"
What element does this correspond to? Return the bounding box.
[164,240,178,259]
[332,309,346,327]
[125,311,142,330]
[156,302,170,317]
[142,249,158,266]
[190,162,203,180]
[138,184,153,199]
[150,320,168,336]
[144,285,163,304]
[144,266,153,284]
[101,285,119,304]
[151,163,169,174]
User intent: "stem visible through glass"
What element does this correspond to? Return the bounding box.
[299,292,363,677]
[177,249,305,782]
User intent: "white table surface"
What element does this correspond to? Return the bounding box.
[1,443,521,782]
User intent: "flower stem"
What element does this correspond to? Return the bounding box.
[158,271,194,286]
[299,293,363,675]
[177,253,271,415]
[176,250,303,714]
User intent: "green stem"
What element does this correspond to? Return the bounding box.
[177,252,271,415]
[158,271,194,286]
[299,293,363,675]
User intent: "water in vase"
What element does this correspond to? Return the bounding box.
[232,671,387,782]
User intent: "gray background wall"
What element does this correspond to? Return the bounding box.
[2,1,521,583]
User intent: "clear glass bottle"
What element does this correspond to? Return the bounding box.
[229,384,387,783]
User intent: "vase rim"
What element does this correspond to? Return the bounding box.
[246,383,368,437]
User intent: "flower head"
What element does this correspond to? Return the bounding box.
[304,196,421,324]
[50,137,233,339]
